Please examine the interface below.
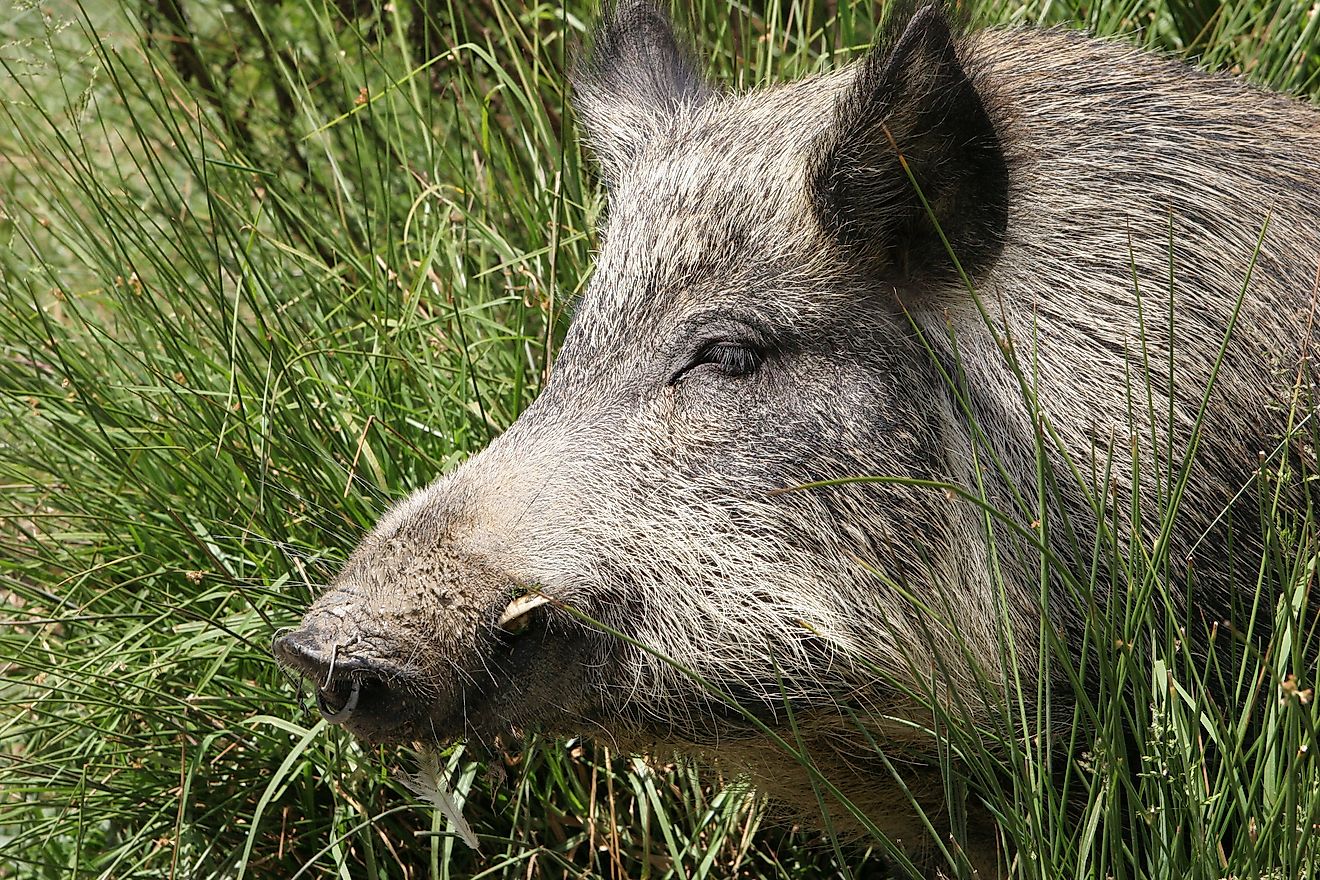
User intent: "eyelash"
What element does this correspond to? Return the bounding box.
[698,342,762,376]
[672,341,763,384]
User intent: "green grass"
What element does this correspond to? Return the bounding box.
[1,0,1318,877]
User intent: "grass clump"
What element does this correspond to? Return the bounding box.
[1,0,1318,878]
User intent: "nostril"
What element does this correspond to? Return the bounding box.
[273,629,333,678]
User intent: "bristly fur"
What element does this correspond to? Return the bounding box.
[572,0,715,186]
[280,4,1320,877]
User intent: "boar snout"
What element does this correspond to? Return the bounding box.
[275,573,552,740]
[275,598,558,742]
[273,626,429,733]
[274,468,602,745]
[277,414,623,744]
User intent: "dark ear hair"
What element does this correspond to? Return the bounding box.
[573,1,714,186]
[809,5,1008,283]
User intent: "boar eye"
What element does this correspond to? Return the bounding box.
[683,341,762,380]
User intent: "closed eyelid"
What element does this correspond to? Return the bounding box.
[671,310,776,348]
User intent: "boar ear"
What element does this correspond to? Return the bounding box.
[574,1,714,185]
[809,5,1008,283]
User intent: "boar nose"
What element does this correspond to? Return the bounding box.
[273,628,416,728]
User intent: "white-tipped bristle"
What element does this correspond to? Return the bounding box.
[398,748,479,851]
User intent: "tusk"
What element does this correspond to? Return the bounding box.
[317,678,361,724]
[497,593,551,632]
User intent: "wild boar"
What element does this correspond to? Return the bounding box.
[275,2,1320,875]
